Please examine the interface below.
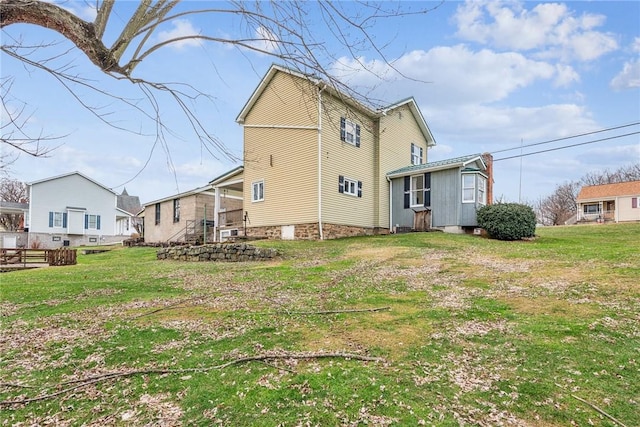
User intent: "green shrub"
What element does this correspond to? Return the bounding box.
[477,203,536,241]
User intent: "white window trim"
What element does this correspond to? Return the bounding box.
[411,143,423,166]
[478,176,487,206]
[87,214,98,230]
[252,180,264,202]
[462,174,476,203]
[53,211,64,228]
[410,174,425,207]
[343,177,358,197]
[344,119,357,146]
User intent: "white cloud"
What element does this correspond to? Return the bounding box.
[333,45,561,106]
[610,60,640,90]
[453,0,618,62]
[632,37,640,53]
[157,20,202,50]
[249,26,280,54]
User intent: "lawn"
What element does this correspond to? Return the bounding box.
[1,223,638,426]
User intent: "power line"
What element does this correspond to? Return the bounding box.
[493,131,640,161]
[492,122,640,155]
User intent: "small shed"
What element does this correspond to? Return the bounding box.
[387,154,493,233]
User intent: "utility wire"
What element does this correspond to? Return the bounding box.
[493,131,640,161]
[492,122,640,154]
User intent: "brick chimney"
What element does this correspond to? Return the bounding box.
[481,152,494,205]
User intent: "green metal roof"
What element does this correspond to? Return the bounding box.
[387,154,483,177]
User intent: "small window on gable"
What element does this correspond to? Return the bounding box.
[411,143,423,165]
[252,180,264,202]
[338,175,362,197]
[340,117,361,147]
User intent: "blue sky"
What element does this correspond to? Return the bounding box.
[2,0,639,205]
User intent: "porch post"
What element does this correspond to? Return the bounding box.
[213,186,220,242]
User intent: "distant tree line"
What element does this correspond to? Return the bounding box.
[535,163,640,226]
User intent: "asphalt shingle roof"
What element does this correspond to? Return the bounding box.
[387,154,482,177]
[577,180,640,201]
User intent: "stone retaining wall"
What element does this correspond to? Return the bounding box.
[157,243,278,262]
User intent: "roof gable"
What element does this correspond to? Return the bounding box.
[387,154,485,177]
[577,180,640,200]
[143,185,214,207]
[236,64,435,144]
[27,171,117,195]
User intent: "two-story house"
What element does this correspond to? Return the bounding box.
[27,172,139,248]
[211,64,436,240]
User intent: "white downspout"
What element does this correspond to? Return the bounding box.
[387,177,393,233]
[318,84,327,240]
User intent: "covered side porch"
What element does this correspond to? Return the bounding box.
[210,166,245,241]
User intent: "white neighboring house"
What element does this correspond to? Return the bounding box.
[27,172,139,248]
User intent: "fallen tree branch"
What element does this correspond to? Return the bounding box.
[131,296,204,319]
[274,306,391,316]
[571,394,628,427]
[0,351,384,407]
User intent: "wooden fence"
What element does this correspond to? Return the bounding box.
[0,248,77,268]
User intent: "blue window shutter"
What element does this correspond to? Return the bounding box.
[424,173,431,207]
[411,143,415,163]
[355,124,361,147]
[338,175,345,193]
[357,181,362,198]
[420,147,424,163]
[84,214,89,229]
[340,117,346,141]
[49,211,53,227]
[97,215,101,230]
[63,213,67,228]
[403,176,410,209]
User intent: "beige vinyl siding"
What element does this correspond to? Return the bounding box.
[377,104,430,228]
[242,71,320,227]
[243,127,318,226]
[320,94,377,228]
[244,72,318,127]
[617,196,640,221]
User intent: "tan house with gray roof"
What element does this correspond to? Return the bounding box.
[211,64,436,240]
[576,180,640,223]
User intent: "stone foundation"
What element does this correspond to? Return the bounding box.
[157,243,278,262]
[244,223,389,240]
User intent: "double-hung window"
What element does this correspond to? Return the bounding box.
[411,175,425,207]
[338,175,362,197]
[86,214,100,230]
[155,203,161,225]
[411,143,423,165]
[53,212,64,227]
[340,117,361,147]
[252,180,264,202]
[478,176,487,205]
[462,174,475,203]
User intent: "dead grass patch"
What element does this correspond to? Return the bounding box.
[502,296,601,318]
